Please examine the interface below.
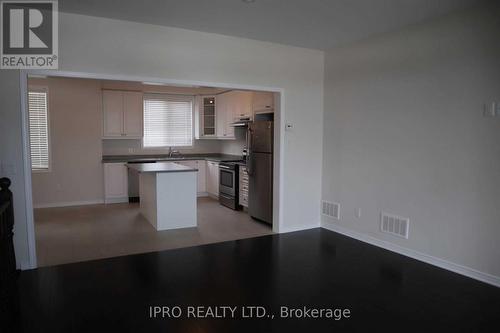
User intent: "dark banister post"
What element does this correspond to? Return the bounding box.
[0,177,17,279]
[0,177,20,329]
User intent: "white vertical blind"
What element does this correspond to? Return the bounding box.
[143,94,193,147]
[28,90,49,170]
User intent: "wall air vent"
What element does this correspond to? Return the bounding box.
[322,201,340,220]
[381,212,409,239]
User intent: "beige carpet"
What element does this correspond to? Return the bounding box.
[35,197,273,267]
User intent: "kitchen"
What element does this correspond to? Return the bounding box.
[28,76,276,266]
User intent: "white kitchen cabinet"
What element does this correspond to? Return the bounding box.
[215,92,232,139]
[196,160,207,193]
[206,161,219,197]
[196,95,217,139]
[123,91,143,137]
[102,90,123,137]
[252,91,274,114]
[174,160,207,195]
[239,165,249,207]
[232,91,253,119]
[196,91,254,140]
[215,90,253,139]
[103,90,143,138]
[104,162,128,203]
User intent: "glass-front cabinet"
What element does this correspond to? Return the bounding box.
[198,95,216,137]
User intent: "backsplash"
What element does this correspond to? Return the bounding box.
[102,131,246,156]
[220,128,247,155]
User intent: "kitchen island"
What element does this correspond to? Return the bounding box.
[127,162,198,231]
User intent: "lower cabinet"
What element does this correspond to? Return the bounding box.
[104,160,217,203]
[174,160,207,195]
[206,161,219,198]
[104,162,128,203]
[239,165,249,207]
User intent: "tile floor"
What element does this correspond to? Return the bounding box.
[34,197,273,267]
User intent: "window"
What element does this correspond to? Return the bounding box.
[28,88,50,171]
[143,94,193,147]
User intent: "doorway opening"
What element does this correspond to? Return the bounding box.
[20,71,283,268]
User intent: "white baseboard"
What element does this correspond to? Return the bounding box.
[34,199,105,209]
[18,260,33,270]
[35,194,210,208]
[322,220,500,288]
[104,197,129,204]
[280,222,320,234]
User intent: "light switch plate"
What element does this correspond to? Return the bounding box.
[484,103,495,117]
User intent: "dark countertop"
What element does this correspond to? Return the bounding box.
[127,162,197,173]
[102,153,243,163]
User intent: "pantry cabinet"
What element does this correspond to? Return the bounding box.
[103,90,143,138]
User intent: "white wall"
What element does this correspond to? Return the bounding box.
[29,77,104,207]
[322,3,500,280]
[0,13,324,268]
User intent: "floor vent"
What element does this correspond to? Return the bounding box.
[322,201,340,220]
[381,212,409,239]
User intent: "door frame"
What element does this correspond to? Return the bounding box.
[19,69,285,269]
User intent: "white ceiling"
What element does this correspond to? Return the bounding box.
[59,0,482,50]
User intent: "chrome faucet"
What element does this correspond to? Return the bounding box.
[168,147,181,158]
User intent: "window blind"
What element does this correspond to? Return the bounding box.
[143,94,193,147]
[28,90,49,170]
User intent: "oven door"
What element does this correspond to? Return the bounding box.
[219,166,236,197]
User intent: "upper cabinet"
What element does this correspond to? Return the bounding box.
[123,91,143,137]
[252,91,274,114]
[102,90,123,137]
[103,90,143,139]
[232,91,253,119]
[215,92,235,139]
[197,95,217,138]
[196,90,254,140]
[195,90,273,140]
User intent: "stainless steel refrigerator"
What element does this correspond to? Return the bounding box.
[248,120,273,224]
